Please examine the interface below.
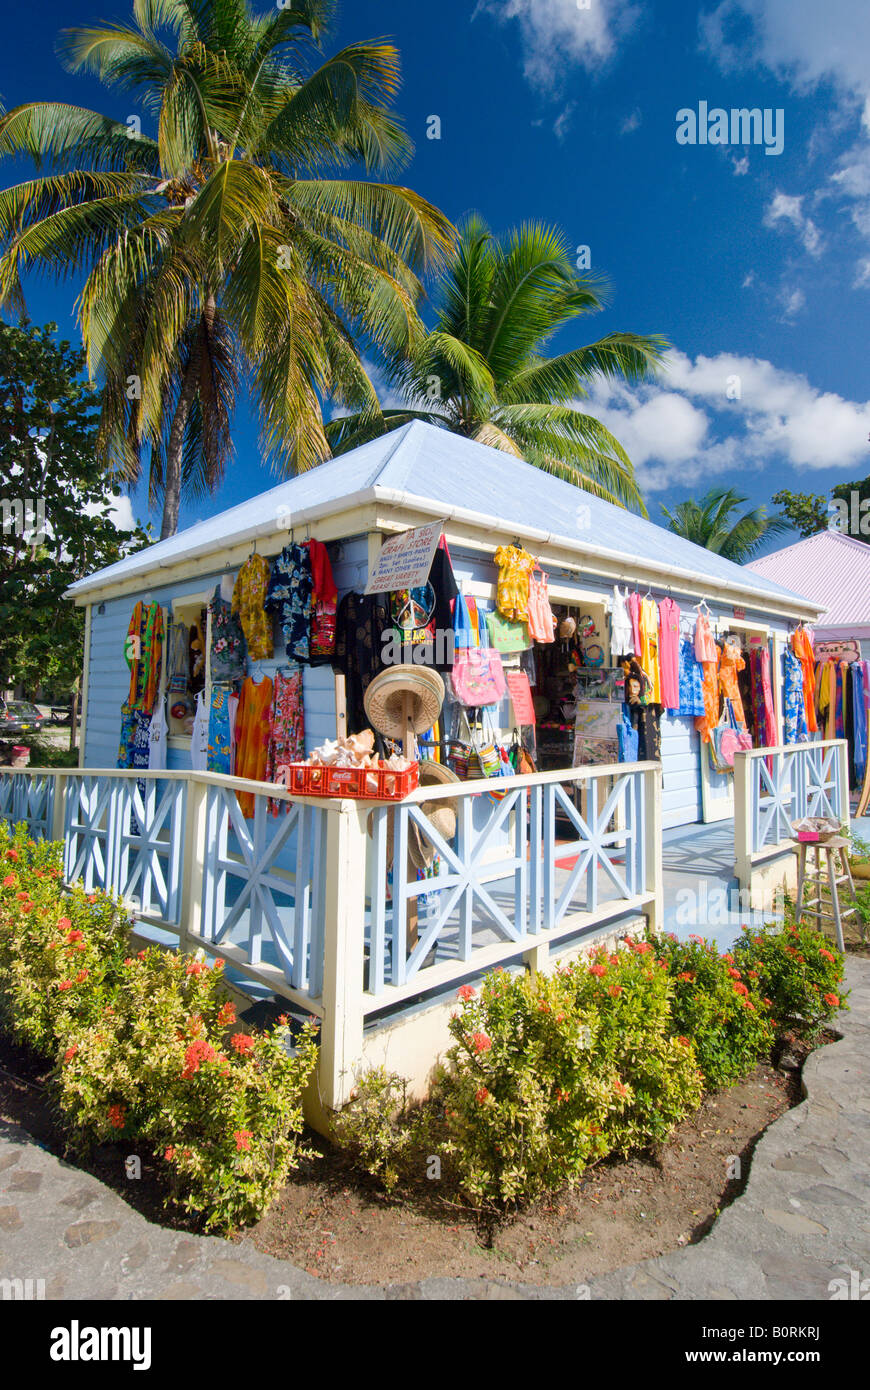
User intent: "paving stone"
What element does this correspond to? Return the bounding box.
[0,1205,22,1230]
[8,1170,42,1192]
[62,1219,122,1249]
[763,1208,829,1236]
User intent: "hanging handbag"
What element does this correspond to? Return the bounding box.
[473,709,515,801]
[451,608,508,706]
[485,608,532,653]
[710,699,752,773]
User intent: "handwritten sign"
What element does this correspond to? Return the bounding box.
[506,670,536,726]
[816,638,861,665]
[364,521,445,594]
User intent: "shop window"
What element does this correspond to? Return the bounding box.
[166,593,210,742]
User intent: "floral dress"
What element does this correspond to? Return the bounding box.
[718,640,747,730]
[265,669,305,813]
[234,675,274,816]
[232,553,274,661]
[209,586,247,682]
[783,649,809,744]
[265,543,313,662]
[678,638,705,717]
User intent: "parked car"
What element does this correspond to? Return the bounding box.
[0,701,28,737]
[4,701,45,734]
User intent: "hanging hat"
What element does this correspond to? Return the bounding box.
[364,665,445,740]
[559,615,577,640]
[368,759,460,871]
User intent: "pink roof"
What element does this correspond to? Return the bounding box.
[746,530,870,630]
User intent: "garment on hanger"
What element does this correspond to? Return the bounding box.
[266,669,305,814]
[695,651,720,744]
[658,597,681,711]
[749,648,776,748]
[232,552,274,661]
[610,585,633,659]
[493,544,536,622]
[790,627,818,734]
[167,621,189,693]
[718,637,748,730]
[117,704,151,771]
[627,591,642,656]
[190,690,209,772]
[234,676,274,816]
[207,686,236,776]
[639,596,661,703]
[836,660,849,740]
[147,699,168,770]
[851,663,867,787]
[783,649,809,744]
[527,567,556,643]
[677,638,705,717]
[333,591,390,735]
[124,600,164,712]
[305,538,338,663]
[694,609,717,663]
[209,585,248,682]
[428,535,459,635]
[265,542,314,663]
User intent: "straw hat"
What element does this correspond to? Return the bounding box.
[364,665,445,740]
[369,758,461,871]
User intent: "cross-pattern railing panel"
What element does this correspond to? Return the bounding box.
[63,774,116,893]
[748,741,846,855]
[0,772,55,841]
[114,777,187,926]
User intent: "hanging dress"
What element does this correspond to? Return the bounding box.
[493,545,536,623]
[610,585,633,659]
[718,639,748,730]
[627,591,642,657]
[851,663,867,786]
[678,638,705,718]
[305,538,338,662]
[694,611,717,663]
[749,648,776,748]
[658,597,681,711]
[783,649,809,744]
[790,627,818,734]
[265,668,306,814]
[147,699,168,770]
[638,597,661,703]
[527,567,556,643]
[190,690,209,772]
[234,676,274,817]
[232,553,274,661]
[209,586,248,683]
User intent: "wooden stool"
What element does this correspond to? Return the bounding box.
[794,835,857,952]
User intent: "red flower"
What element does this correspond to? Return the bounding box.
[20,903,33,913]
[727,967,742,980]
[747,970,759,980]
[733,981,749,997]
[56,918,72,932]
[676,1036,690,1046]
[75,970,88,983]
[15,891,30,902]
[234,1129,253,1151]
[66,929,84,943]
[182,1039,217,1078]
[217,1002,237,1026]
[57,980,72,991]
[5,849,19,861]
[819,949,836,962]
[137,949,146,960]
[471,1031,492,1053]
[475,1087,489,1104]
[164,1146,175,1161]
[63,1046,77,1063]
[722,953,735,964]
[634,942,652,954]
[609,985,623,997]
[824,993,840,1008]
[230,1033,254,1055]
[108,1104,126,1130]
[614,1080,628,1097]
[589,963,607,977]
[2,875,16,888]
[688,934,705,944]
[677,971,695,982]
[457,984,476,1001]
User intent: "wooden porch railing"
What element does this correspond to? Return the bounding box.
[733,739,850,893]
[0,759,663,1108]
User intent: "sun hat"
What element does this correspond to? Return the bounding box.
[363,665,445,741]
[368,758,460,870]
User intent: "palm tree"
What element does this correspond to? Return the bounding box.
[660,487,790,562]
[0,0,454,536]
[326,216,667,512]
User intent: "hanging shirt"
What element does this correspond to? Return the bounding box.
[209,586,248,682]
[639,597,661,703]
[232,553,274,662]
[305,538,338,664]
[265,543,314,663]
[658,598,681,711]
[493,544,536,622]
[124,601,164,713]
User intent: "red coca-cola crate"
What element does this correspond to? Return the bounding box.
[275,761,419,801]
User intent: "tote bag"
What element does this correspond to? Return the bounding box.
[451,647,508,706]
[485,609,531,653]
[710,699,752,773]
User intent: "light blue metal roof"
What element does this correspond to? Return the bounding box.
[67,420,819,613]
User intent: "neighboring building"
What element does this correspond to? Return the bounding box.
[67,421,822,828]
[746,529,870,661]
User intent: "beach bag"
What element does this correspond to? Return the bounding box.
[451,647,507,706]
[485,609,531,653]
[710,699,752,773]
[472,709,515,801]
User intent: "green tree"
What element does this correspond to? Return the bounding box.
[0,320,147,703]
[0,0,454,538]
[771,488,830,538]
[660,487,790,563]
[327,216,667,512]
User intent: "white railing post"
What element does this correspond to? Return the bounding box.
[179,776,208,955]
[644,764,663,933]
[319,799,368,1111]
[836,739,851,830]
[734,751,753,892]
[51,772,67,844]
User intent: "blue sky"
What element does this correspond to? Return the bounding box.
[2,0,869,546]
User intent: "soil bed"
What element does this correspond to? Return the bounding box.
[0,1029,833,1286]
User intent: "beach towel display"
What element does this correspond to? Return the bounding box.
[232,552,274,661]
[265,542,313,663]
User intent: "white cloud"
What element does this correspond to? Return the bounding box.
[700,1,870,105]
[764,192,824,256]
[620,109,643,135]
[584,347,870,492]
[731,155,750,175]
[855,257,870,288]
[553,103,577,141]
[82,493,138,533]
[473,0,642,90]
[778,286,806,318]
[741,270,756,288]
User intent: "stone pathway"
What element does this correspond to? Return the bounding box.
[1,957,868,1301]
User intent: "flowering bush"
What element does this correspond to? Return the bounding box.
[734,921,848,1039]
[331,1066,417,1192]
[0,823,318,1232]
[653,931,775,1088]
